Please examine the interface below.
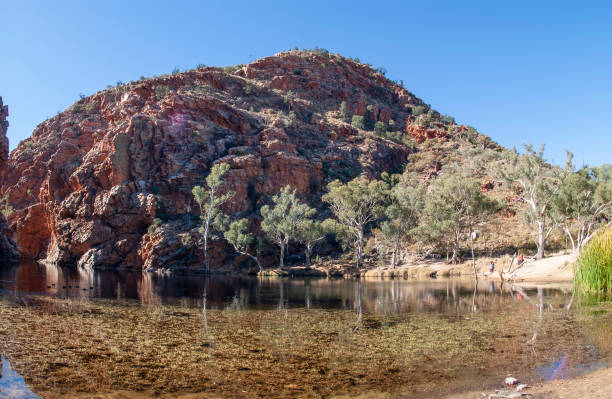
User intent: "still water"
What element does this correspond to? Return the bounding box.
[0,261,610,399]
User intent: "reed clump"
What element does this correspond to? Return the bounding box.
[575,227,612,298]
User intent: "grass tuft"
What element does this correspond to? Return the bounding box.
[575,227,612,300]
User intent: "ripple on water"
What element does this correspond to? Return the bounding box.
[0,356,40,399]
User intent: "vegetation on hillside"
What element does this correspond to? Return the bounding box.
[191,146,612,272]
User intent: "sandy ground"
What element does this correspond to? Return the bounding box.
[445,365,612,399]
[363,253,577,282]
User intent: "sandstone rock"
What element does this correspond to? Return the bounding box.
[0,97,18,262]
[504,376,519,386]
[0,51,488,271]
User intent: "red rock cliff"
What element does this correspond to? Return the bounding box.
[1,51,478,271]
[0,97,18,262]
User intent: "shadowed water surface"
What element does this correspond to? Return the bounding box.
[0,261,610,399]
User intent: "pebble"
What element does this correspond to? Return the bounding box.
[504,377,519,386]
[516,384,529,391]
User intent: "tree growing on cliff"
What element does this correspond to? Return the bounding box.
[192,163,234,272]
[497,144,567,260]
[339,101,349,122]
[260,186,315,269]
[552,160,612,253]
[323,176,389,269]
[223,218,262,272]
[381,174,426,268]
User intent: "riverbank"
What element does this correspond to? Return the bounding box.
[291,252,577,282]
[445,365,612,399]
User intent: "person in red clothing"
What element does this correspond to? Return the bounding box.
[517,253,524,266]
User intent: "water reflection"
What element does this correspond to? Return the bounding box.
[0,261,575,317]
[0,356,40,399]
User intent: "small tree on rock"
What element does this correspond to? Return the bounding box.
[223,218,262,272]
[192,163,233,271]
[322,176,389,269]
[260,186,316,269]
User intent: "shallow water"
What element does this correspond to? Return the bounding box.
[0,261,610,399]
[0,356,40,399]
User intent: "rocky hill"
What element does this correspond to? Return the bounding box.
[0,97,18,261]
[0,50,529,271]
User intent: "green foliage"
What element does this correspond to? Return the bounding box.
[223,218,261,271]
[339,101,349,122]
[553,160,612,252]
[155,85,170,101]
[192,163,234,270]
[224,66,236,74]
[172,67,180,75]
[373,121,386,135]
[411,105,427,116]
[261,185,315,268]
[381,174,427,267]
[351,115,365,130]
[323,176,389,268]
[497,143,568,259]
[243,81,255,95]
[295,219,333,267]
[0,194,14,219]
[575,227,612,298]
[417,167,498,266]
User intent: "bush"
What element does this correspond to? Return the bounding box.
[339,101,349,121]
[575,227,612,298]
[155,85,170,100]
[351,115,365,129]
[411,105,426,116]
[373,121,386,135]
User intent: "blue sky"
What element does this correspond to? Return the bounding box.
[1,1,611,166]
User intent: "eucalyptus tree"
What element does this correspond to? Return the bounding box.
[223,218,262,272]
[552,161,612,253]
[420,167,497,275]
[498,144,567,260]
[192,163,233,271]
[295,219,335,268]
[381,174,426,268]
[322,176,389,269]
[260,186,315,269]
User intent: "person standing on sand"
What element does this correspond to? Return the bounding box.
[518,254,524,266]
[489,261,495,273]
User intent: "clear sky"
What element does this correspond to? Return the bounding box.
[1,1,611,166]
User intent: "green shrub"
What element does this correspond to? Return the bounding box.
[243,81,255,95]
[351,115,365,129]
[224,66,236,74]
[575,227,612,298]
[373,121,386,135]
[155,85,170,100]
[339,101,349,121]
[411,105,426,116]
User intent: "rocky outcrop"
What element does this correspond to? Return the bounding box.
[0,97,18,262]
[0,51,492,272]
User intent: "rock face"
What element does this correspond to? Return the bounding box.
[0,97,18,262]
[0,51,492,272]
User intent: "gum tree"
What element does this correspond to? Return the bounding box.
[322,176,388,269]
[381,174,426,268]
[260,186,315,269]
[498,144,567,260]
[552,161,612,253]
[223,218,262,272]
[192,163,233,271]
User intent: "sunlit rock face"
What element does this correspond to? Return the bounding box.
[0,97,18,262]
[0,51,491,272]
